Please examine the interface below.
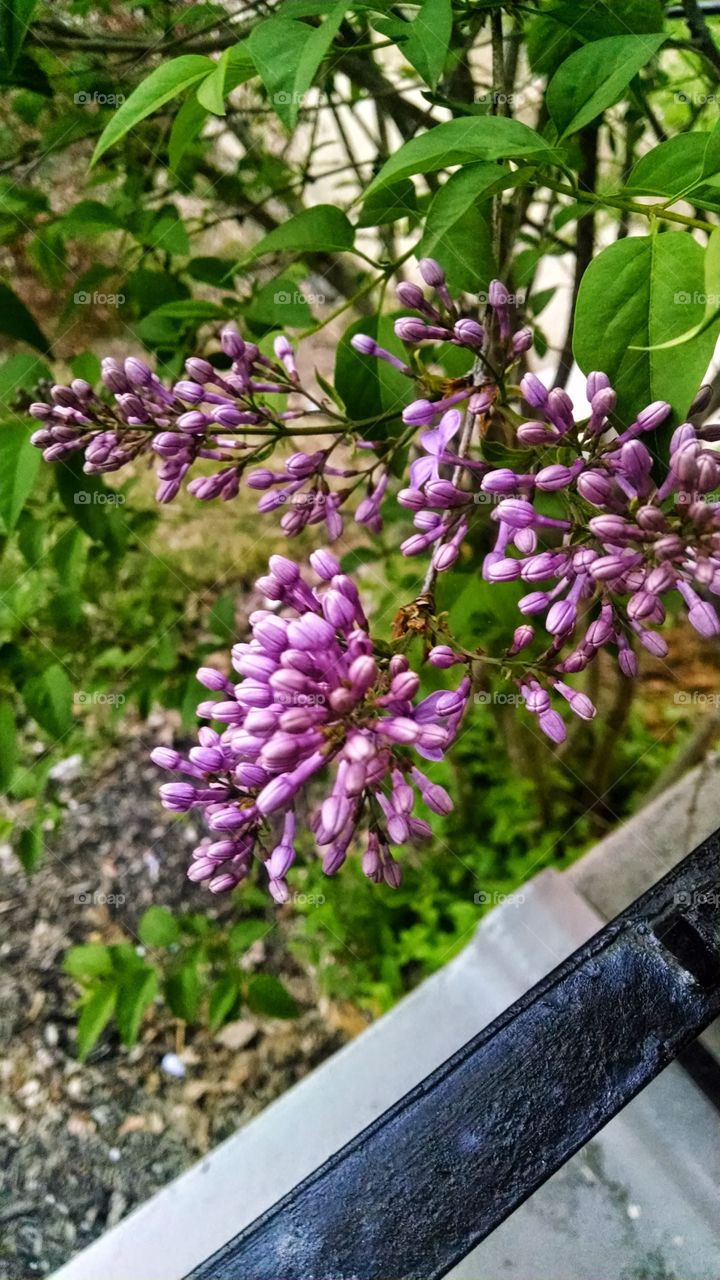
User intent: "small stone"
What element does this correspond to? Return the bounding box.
[160,1052,186,1079]
[213,1019,258,1051]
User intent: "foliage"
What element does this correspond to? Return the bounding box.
[64,903,298,1060]
[1,0,720,1036]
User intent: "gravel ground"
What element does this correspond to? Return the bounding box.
[0,722,347,1279]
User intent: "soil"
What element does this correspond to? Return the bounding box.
[0,720,349,1280]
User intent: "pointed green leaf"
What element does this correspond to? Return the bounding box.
[0,422,41,532]
[401,0,452,89]
[22,662,74,739]
[91,56,214,166]
[0,283,49,354]
[208,975,241,1031]
[196,42,255,115]
[246,973,298,1019]
[138,905,181,947]
[573,232,716,427]
[547,33,667,140]
[116,967,158,1046]
[76,982,116,1060]
[0,699,17,791]
[364,117,559,199]
[242,205,354,262]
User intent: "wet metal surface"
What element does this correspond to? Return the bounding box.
[188,830,720,1280]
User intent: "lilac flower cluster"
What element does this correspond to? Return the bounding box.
[28,262,522,545]
[153,552,470,898]
[27,255,720,890]
[479,377,720,704]
[27,330,361,541]
[353,261,720,742]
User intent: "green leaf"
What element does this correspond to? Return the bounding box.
[76,982,116,1060]
[61,201,125,237]
[527,0,664,78]
[626,134,709,199]
[138,905,181,948]
[64,944,114,981]
[246,973,299,1019]
[54,457,128,556]
[0,0,38,72]
[420,164,512,293]
[546,33,667,140]
[291,0,347,126]
[165,962,201,1022]
[144,298,226,322]
[91,55,214,166]
[364,117,559,199]
[228,918,270,952]
[248,19,308,128]
[242,205,354,262]
[22,663,74,739]
[116,967,158,1046]
[0,354,50,407]
[334,314,409,433]
[573,232,717,428]
[208,975,240,1030]
[0,422,40,532]
[401,0,452,89]
[0,699,17,791]
[249,5,346,129]
[196,43,255,115]
[0,283,49,353]
[168,92,209,174]
[357,178,417,228]
[14,820,44,874]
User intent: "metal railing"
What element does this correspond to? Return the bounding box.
[187,829,720,1280]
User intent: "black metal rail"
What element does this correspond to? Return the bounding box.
[189,830,720,1280]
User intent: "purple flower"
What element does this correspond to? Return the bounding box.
[155,556,469,898]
